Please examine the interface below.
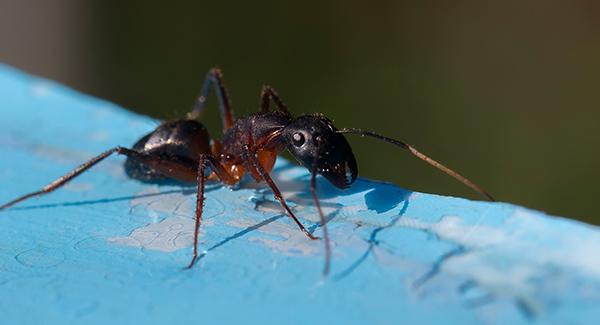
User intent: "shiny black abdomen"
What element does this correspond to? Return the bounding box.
[124,119,211,182]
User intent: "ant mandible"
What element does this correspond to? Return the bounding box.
[0,68,494,276]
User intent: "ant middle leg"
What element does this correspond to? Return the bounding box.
[187,154,208,269]
[188,68,235,132]
[186,153,237,269]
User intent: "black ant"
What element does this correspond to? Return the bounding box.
[0,68,494,275]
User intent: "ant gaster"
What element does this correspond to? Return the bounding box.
[0,68,494,276]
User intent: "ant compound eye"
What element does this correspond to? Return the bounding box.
[292,132,305,147]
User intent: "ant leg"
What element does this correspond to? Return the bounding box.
[0,147,126,210]
[188,68,235,132]
[186,154,237,269]
[242,146,318,240]
[260,85,290,115]
[0,147,213,210]
[187,154,208,269]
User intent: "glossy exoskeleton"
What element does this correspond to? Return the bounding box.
[0,68,494,275]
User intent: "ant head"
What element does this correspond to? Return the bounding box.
[282,114,358,188]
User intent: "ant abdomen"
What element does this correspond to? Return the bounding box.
[124,119,211,183]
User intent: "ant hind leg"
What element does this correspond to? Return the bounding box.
[0,147,217,210]
[0,147,125,210]
[260,85,290,115]
[189,68,235,133]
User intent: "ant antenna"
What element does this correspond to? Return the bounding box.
[337,128,495,201]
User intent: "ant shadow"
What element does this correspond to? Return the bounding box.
[9,160,415,274]
[268,160,413,213]
[8,182,222,211]
[265,163,415,279]
[194,214,285,262]
[290,176,411,214]
[334,188,412,280]
[12,160,409,218]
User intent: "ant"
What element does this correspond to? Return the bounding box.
[0,68,494,276]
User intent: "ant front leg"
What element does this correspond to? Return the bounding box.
[242,145,318,240]
[189,68,235,132]
[260,85,290,115]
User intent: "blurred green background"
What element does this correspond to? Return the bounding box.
[1,1,599,223]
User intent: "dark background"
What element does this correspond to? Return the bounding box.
[1,1,599,223]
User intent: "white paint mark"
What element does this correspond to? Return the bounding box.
[108,216,213,252]
[228,218,322,256]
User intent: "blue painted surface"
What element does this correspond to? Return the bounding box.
[0,64,599,324]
